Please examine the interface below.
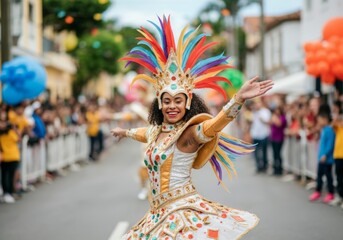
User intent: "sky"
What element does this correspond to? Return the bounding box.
[104,0,303,35]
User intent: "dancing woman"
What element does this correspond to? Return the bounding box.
[111,16,273,240]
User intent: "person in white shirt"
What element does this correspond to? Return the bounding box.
[250,100,271,173]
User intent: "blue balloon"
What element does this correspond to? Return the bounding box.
[0,57,47,105]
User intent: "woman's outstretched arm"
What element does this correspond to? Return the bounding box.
[110,127,149,143]
[192,77,274,143]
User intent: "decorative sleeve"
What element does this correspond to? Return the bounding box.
[195,95,244,143]
[126,127,149,143]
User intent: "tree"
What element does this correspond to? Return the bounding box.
[72,30,124,96]
[43,0,111,37]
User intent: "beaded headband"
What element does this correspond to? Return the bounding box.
[121,16,233,109]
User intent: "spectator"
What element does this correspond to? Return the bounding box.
[250,99,271,173]
[269,106,287,176]
[309,111,335,203]
[86,103,100,160]
[0,110,21,203]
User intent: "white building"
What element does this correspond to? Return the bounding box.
[301,0,343,43]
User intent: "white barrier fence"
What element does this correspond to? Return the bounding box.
[20,122,117,190]
[283,129,332,181]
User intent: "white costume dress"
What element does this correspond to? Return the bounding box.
[123,99,259,240]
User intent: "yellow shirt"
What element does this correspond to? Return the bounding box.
[86,111,100,137]
[8,111,30,134]
[0,130,20,162]
[333,126,343,159]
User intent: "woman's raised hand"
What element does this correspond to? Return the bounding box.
[236,76,274,101]
[110,127,127,142]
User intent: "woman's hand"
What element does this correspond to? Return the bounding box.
[110,127,127,141]
[236,76,274,101]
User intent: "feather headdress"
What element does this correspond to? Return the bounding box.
[121,16,234,109]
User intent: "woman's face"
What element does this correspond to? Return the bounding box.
[161,93,186,124]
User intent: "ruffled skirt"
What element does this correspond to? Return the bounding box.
[122,191,258,240]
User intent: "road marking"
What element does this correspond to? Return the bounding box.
[108,221,129,240]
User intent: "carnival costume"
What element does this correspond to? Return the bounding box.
[121,16,259,240]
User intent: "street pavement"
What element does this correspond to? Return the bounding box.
[0,139,342,240]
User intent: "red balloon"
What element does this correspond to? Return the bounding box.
[321,73,335,85]
[323,18,343,40]
[317,61,330,74]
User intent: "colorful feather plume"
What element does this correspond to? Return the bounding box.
[209,133,256,191]
[120,15,235,96]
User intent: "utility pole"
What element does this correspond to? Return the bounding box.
[1,0,12,66]
[259,0,265,80]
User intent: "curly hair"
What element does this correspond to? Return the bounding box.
[148,93,210,125]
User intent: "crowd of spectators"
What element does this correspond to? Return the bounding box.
[0,93,127,203]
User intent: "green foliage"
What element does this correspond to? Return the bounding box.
[72,30,124,96]
[43,0,110,37]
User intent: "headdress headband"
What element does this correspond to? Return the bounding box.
[121,16,233,109]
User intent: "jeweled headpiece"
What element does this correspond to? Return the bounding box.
[121,16,233,109]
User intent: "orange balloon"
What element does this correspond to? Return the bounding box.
[313,41,323,50]
[305,53,316,64]
[306,64,319,77]
[303,42,314,52]
[317,61,330,74]
[321,73,335,85]
[327,52,340,65]
[332,63,343,80]
[315,50,327,62]
[323,18,343,40]
[338,44,343,61]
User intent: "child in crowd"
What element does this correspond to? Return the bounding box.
[309,111,336,203]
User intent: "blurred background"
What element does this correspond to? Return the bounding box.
[0,0,343,240]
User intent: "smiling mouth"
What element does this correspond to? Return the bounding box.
[167,111,179,118]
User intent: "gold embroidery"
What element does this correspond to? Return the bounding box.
[160,154,173,193]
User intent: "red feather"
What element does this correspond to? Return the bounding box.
[120,57,157,74]
[195,82,228,101]
[185,37,206,70]
[202,65,234,75]
[186,41,219,70]
[196,76,232,86]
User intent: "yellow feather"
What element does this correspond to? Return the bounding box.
[214,152,233,180]
[193,70,222,83]
[177,25,189,66]
[137,29,152,40]
[130,74,156,89]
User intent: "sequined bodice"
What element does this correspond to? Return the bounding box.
[144,141,198,198]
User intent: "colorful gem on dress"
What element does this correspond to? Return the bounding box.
[207,228,219,239]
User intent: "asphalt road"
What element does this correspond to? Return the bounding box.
[1,139,342,240]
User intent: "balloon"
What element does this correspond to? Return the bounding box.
[315,50,327,62]
[321,73,335,85]
[305,53,316,64]
[0,57,47,105]
[323,18,343,40]
[327,52,340,65]
[303,42,314,52]
[306,64,319,77]
[317,61,330,74]
[218,69,244,90]
[332,63,343,80]
[64,32,78,51]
